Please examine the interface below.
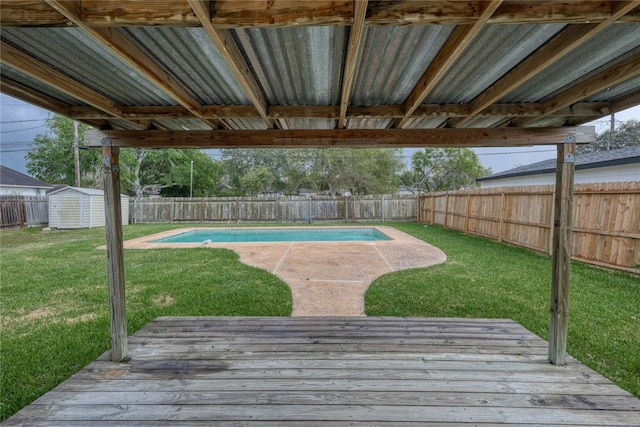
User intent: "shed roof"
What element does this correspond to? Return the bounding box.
[1,1,639,148]
[47,186,129,197]
[0,165,53,189]
[478,145,640,181]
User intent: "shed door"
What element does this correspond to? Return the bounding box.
[58,195,82,228]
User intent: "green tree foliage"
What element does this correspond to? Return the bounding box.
[240,165,274,196]
[220,148,403,195]
[26,114,220,196]
[403,148,490,192]
[577,120,640,154]
[26,115,100,187]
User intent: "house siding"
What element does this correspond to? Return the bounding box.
[479,163,639,188]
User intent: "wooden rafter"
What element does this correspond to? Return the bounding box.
[84,127,595,149]
[64,102,614,122]
[4,1,640,28]
[188,0,273,129]
[43,0,220,130]
[454,1,640,128]
[0,41,149,129]
[338,0,368,129]
[393,0,503,129]
[518,52,640,127]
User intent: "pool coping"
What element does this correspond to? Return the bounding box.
[122,226,420,249]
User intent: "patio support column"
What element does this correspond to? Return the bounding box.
[102,139,128,361]
[548,138,576,365]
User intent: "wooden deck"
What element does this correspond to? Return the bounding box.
[5,317,640,426]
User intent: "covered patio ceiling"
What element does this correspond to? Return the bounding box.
[1,0,639,147]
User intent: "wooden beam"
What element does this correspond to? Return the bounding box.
[338,0,368,129]
[0,41,149,129]
[519,52,640,127]
[611,90,640,114]
[62,102,617,122]
[189,0,273,128]
[394,0,503,129]
[84,126,595,149]
[44,0,214,128]
[6,1,640,27]
[101,144,128,362]
[548,140,576,366]
[455,1,640,128]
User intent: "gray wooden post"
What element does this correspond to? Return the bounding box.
[102,140,128,362]
[548,138,576,365]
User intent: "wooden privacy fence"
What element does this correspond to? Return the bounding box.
[131,195,417,225]
[0,196,49,228]
[418,182,640,274]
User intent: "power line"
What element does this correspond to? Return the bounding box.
[0,118,47,124]
[0,124,46,133]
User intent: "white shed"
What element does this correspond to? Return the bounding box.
[48,187,129,229]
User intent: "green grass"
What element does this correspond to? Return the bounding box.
[0,224,292,421]
[1,222,639,421]
[366,222,640,399]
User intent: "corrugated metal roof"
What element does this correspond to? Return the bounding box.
[352,25,455,106]
[225,118,269,130]
[1,28,177,106]
[233,26,346,106]
[280,119,336,130]
[586,75,640,102]
[423,24,565,104]
[153,118,213,131]
[502,24,640,103]
[346,118,393,129]
[0,64,85,106]
[403,117,449,129]
[119,27,251,105]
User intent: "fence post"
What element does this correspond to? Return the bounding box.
[464,193,471,234]
[444,193,450,228]
[548,140,576,366]
[498,192,505,242]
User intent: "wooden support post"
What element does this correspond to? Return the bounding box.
[102,141,128,362]
[548,139,576,365]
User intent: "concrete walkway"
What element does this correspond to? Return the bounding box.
[123,226,447,316]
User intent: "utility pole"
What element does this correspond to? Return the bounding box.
[190,160,194,197]
[608,112,615,150]
[73,120,80,187]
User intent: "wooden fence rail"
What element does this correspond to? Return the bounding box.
[0,196,49,228]
[418,182,640,274]
[130,195,418,225]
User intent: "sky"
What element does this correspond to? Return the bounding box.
[1,92,639,176]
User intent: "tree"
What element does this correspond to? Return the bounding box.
[405,148,490,192]
[577,120,640,154]
[26,115,100,187]
[27,114,221,196]
[240,165,274,196]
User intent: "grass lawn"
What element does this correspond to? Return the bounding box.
[1,222,638,421]
[0,224,292,421]
[366,222,640,399]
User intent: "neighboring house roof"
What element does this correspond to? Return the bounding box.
[0,165,53,189]
[478,146,640,182]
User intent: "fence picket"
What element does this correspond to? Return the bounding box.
[419,183,640,274]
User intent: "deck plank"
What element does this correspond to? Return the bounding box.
[5,317,639,426]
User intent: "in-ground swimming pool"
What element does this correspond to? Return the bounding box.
[151,228,391,243]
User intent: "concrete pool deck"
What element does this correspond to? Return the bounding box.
[123,226,447,316]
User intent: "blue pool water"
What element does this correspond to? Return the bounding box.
[152,228,391,243]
